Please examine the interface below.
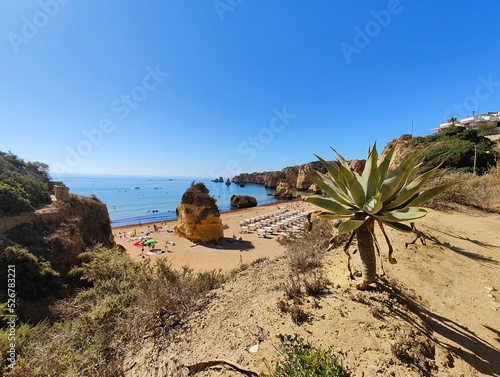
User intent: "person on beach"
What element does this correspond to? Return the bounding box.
[164,241,170,253]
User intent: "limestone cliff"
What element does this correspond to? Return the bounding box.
[0,194,115,320]
[232,159,365,193]
[175,183,223,242]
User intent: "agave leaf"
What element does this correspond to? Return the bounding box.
[378,144,396,184]
[375,207,429,222]
[379,220,413,233]
[310,175,353,207]
[383,165,441,211]
[315,154,340,182]
[338,219,365,234]
[316,170,350,197]
[317,211,353,219]
[338,164,366,208]
[407,182,456,207]
[381,151,422,204]
[361,143,380,200]
[305,196,356,216]
[331,147,354,174]
[362,191,383,215]
[384,193,420,211]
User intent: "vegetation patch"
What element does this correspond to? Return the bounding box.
[263,334,352,377]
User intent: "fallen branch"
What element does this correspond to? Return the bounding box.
[184,359,259,376]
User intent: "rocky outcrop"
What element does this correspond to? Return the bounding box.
[230,195,257,209]
[274,181,293,200]
[1,194,115,320]
[296,161,324,190]
[232,159,366,193]
[308,183,322,194]
[232,171,287,188]
[175,183,223,243]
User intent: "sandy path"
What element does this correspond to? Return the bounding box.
[113,201,315,271]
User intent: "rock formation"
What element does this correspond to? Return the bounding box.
[295,161,324,190]
[0,194,115,320]
[175,183,223,243]
[232,159,366,194]
[230,195,257,209]
[274,181,293,199]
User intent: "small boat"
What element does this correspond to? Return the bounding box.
[239,184,245,187]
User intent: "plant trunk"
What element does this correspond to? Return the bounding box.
[356,218,376,289]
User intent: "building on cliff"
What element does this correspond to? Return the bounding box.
[433,111,500,132]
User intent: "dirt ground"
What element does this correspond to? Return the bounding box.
[119,207,500,377]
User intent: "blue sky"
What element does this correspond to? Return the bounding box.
[1,0,499,179]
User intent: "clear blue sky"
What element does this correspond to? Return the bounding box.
[1,0,499,179]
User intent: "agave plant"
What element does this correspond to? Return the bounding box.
[305,144,452,289]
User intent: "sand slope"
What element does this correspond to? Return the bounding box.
[120,207,500,376]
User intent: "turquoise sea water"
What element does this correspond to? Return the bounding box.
[60,174,276,227]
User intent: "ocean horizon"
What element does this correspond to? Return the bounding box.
[59,173,277,227]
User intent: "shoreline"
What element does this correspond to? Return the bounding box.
[113,200,314,272]
[111,200,287,230]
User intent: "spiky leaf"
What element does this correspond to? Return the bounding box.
[338,219,365,234]
[305,196,355,216]
[361,143,380,200]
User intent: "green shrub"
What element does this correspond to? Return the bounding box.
[0,183,33,215]
[264,334,351,377]
[0,151,51,215]
[0,314,50,377]
[403,128,498,175]
[0,246,60,302]
[3,245,234,376]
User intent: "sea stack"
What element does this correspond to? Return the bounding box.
[174,182,223,242]
[230,194,257,209]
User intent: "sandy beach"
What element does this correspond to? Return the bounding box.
[113,201,315,271]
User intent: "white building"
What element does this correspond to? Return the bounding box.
[433,111,500,132]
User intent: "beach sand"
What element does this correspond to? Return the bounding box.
[113,201,314,271]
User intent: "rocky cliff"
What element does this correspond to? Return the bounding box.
[0,194,115,320]
[232,159,366,192]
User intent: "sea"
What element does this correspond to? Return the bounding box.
[59,174,277,227]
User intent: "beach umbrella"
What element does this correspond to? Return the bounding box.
[143,239,157,246]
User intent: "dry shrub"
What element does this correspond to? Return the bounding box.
[283,217,333,274]
[277,298,311,325]
[281,273,303,300]
[391,329,436,375]
[5,246,232,376]
[426,167,500,212]
[278,217,333,323]
[303,270,330,297]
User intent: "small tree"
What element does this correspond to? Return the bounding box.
[305,144,452,289]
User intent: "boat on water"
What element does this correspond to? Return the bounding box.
[239,183,245,187]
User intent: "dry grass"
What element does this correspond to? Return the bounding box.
[426,165,500,213]
[2,246,233,377]
[277,218,333,324]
